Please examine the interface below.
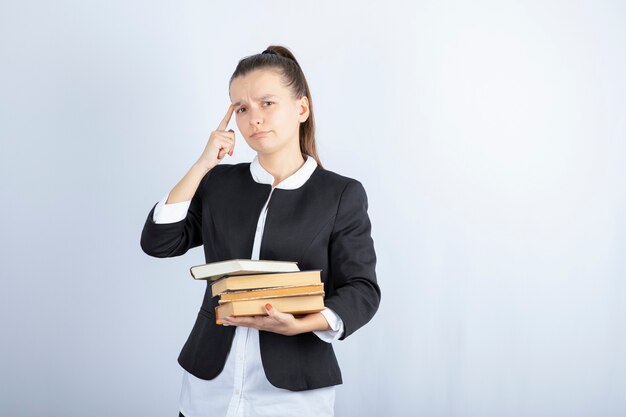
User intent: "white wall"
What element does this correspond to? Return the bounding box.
[1,1,624,416]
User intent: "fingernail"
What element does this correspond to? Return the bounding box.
[216,320,222,325]
[229,150,233,156]
[265,303,272,310]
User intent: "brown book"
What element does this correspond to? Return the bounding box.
[219,284,324,302]
[215,294,325,320]
[211,270,322,298]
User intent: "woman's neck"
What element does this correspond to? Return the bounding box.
[258,150,306,188]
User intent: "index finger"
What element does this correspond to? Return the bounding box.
[217,103,235,131]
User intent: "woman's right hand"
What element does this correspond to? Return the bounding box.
[196,103,236,171]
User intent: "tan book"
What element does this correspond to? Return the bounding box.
[189,259,299,281]
[215,294,325,320]
[219,284,325,302]
[211,270,322,298]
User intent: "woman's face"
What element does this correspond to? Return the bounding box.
[229,69,309,157]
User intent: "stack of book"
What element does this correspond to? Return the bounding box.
[189,259,325,324]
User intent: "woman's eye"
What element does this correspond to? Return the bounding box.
[236,102,273,114]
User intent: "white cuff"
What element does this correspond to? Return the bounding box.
[153,193,192,224]
[312,307,345,343]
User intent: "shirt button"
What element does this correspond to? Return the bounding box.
[234,389,240,395]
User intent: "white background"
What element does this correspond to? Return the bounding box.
[1,1,624,416]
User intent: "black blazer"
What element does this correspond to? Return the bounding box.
[140,162,381,391]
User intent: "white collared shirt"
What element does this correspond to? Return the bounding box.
[153,154,344,417]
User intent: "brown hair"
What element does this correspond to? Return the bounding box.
[229,45,323,169]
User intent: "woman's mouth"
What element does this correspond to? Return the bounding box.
[251,130,270,138]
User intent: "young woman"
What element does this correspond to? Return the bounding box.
[140,45,381,417]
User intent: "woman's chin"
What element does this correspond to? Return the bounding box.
[250,142,280,155]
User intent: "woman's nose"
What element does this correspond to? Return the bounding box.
[247,108,263,126]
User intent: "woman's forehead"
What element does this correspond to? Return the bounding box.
[230,70,287,103]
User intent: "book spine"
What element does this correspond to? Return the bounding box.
[218,291,325,304]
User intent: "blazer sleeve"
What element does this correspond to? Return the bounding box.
[323,180,381,340]
[140,170,210,258]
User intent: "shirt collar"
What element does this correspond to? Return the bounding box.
[250,154,318,190]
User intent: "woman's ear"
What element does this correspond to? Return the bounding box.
[297,95,310,123]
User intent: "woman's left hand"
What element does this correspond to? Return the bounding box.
[219,304,301,336]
